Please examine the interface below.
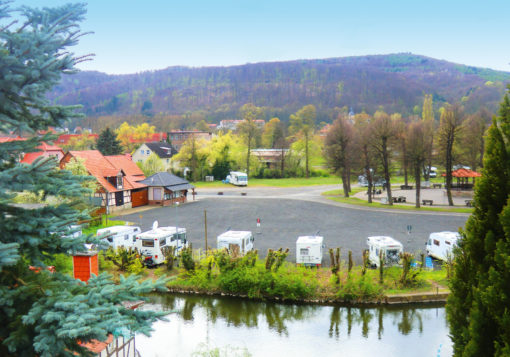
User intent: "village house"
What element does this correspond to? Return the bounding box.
[56,133,99,146]
[132,142,177,171]
[138,172,194,206]
[0,137,64,164]
[218,119,265,131]
[60,150,148,213]
[251,148,289,169]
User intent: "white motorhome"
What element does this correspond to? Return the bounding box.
[296,235,324,266]
[367,236,403,267]
[96,225,141,250]
[135,221,188,266]
[227,171,248,186]
[426,231,461,261]
[217,230,254,254]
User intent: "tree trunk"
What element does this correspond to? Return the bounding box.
[403,141,408,186]
[365,165,373,204]
[246,133,251,178]
[382,138,393,205]
[415,163,421,208]
[342,169,349,197]
[305,133,309,178]
[445,135,454,206]
[280,146,285,178]
[363,145,372,203]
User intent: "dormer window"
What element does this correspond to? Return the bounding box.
[117,171,123,189]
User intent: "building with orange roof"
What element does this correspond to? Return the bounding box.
[60,150,148,212]
[21,142,64,164]
[56,133,99,146]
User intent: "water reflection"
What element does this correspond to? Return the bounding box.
[140,294,451,357]
[150,294,440,340]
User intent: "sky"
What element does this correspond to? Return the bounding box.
[15,0,510,75]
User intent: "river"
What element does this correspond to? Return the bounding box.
[136,294,452,357]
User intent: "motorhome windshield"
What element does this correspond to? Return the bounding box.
[238,176,247,182]
[142,239,154,247]
[386,249,400,263]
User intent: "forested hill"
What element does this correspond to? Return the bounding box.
[51,53,510,124]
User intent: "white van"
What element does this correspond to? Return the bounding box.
[367,236,403,267]
[426,231,461,261]
[135,221,188,266]
[226,171,248,186]
[217,230,254,254]
[296,235,324,266]
[96,225,141,249]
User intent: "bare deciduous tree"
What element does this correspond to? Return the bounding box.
[324,115,354,196]
[438,104,465,206]
[370,110,401,205]
[406,120,428,208]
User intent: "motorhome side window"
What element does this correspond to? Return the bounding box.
[142,239,154,247]
[445,241,451,245]
[434,239,440,246]
[171,234,176,242]
[300,248,309,255]
[160,238,166,246]
[125,234,129,240]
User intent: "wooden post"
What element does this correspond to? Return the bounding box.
[204,209,208,254]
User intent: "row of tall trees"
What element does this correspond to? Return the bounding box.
[324,99,492,207]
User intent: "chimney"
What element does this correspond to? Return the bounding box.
[73,251,99,282]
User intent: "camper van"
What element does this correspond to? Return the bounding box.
[217,230,254,254]
[135,221,188,266]
[226,171,248,186]
[96,225,141,250]
[426,231,461,261]
[367,236,403,268]
[296,235,324,266]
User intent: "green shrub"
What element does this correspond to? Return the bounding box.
[337,275,384,302]
[45,253,73,275]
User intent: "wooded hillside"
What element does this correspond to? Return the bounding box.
[50,53,510,128]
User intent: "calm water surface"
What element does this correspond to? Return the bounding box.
[137,294,451,357]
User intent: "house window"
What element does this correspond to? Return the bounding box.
[117,173,123,189]
[147,150,150,155]
[141,150,144,155]
[164,192,171,200]
[153,188,162,200]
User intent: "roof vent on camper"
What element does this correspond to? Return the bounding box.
[152,221,158,230]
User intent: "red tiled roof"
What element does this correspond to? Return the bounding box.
[68,150,119,192]
[65,150,146,193]
[442,168,482,178]
[0,136,26,143]
[21,152,44,164]
[79,334,114,354]
[105,155,146,190]
[105,155,144,176]
[57,134,98,145]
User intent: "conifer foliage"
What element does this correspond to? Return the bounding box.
[447,88,510,356]
[0,3,165,356]
[97,127,123,155]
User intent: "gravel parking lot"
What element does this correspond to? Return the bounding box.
[117,193,469,264]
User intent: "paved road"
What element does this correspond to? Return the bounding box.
[117,185,469,264]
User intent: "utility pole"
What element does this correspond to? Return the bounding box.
[204,209,208,254]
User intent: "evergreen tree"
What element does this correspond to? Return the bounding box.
[0,3,165,356]
[447,88,510,356]
[97,127,123,155]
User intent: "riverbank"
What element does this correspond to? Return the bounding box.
[148,251,451,307]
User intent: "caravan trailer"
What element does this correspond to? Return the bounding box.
[367,236,403,268]
[296,235,324,266]
[217,230,254,254]
[135,221,188,266]
[226,171,248,186]
[97,225,141,249]
[426,231,461,261]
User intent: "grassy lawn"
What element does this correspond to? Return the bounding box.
[194,176,341,188]
[82,216,126,236]
[322,187,474,214]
